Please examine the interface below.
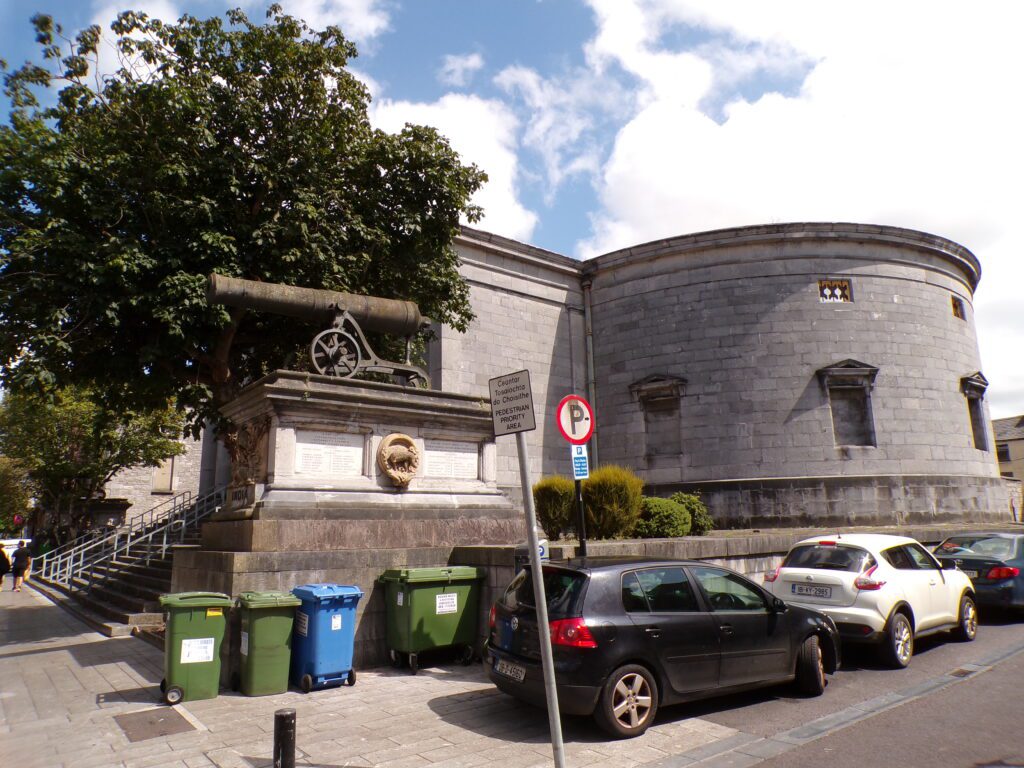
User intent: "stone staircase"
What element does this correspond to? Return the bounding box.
[32,490,222,638]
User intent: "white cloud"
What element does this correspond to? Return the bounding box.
[572,0,1024,416]
[438,53,484,88]
[370,93,538,241]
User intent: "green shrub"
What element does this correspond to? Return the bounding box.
[670,492,714,535]
[634,496,691,538]
[532,475,576,540]
[581,465,644,539]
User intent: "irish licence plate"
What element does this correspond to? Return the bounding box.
[495,659,526,683]
[792,584,832,599]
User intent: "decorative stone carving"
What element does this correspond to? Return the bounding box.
[377,433,420,487]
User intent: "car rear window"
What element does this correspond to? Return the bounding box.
[502,567,587,619]
[936,536,1017,559]
[783,544,875,573]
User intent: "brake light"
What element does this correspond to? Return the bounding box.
[549,617,597,648]
[489,605,496,631]
[818,541,837,546]
[854,564,886,591]
[763,566,781,583]
[987,566,1020,580]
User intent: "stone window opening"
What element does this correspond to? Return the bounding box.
[817,360,879,448]
[951,295,966,320]
[819,278,853,303]
[997,443,1011,463]
[960,372,990,451]
[630,375,685,460]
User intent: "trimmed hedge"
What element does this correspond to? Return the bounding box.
[581,465,644,539]
[532,475,575,540]
[634,496,692,538]
[670,492,714,536]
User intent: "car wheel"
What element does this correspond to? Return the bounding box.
[953,595,978,642]
[883,612,913,669]
[795,635,825,695]
[594,664,659,739]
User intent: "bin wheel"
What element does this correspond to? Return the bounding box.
[347,669,357,686]
[460,645,474,666]
[301,674,313,694]
[409,653,418,675]
[159,678,166,693]
[389,649,402,668]
[164,686,184,706]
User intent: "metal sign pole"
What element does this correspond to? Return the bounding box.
[574,479,587,557]
[516,429,566,768]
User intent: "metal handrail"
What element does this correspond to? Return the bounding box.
[36,487,225,589]
[83,489,225,596]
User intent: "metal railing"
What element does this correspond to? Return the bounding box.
[36,487,225,590]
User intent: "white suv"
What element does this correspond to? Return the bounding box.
[763,534,976,668]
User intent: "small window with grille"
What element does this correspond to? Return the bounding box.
[819,279,852,303]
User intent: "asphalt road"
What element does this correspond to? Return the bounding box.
[650,608,1024,765]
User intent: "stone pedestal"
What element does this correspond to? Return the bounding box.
[171,371,524,670]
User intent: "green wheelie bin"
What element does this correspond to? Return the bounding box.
[378,566,484,674]
[237,591,302,696]
[159,591,233,705]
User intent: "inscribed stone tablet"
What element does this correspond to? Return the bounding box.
[423,440,479,479]
[295,430,363,477]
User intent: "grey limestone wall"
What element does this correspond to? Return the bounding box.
[443,228,588,491]
[104,436,204,524]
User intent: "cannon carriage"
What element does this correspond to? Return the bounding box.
[207,274,432,386]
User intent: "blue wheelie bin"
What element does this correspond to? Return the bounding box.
[290,584,363,692]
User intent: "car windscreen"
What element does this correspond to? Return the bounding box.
[502,567,587,619]
[782,544,875,573]
[935,536,1017,559]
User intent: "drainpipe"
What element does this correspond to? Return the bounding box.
[582,278,599,467]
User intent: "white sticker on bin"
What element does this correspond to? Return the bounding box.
[181,637,215,664]
[296,611,309,637]
[331,614,342,631]
[240,631,249,657]
[397,591,404,607]
[436,592,458,615]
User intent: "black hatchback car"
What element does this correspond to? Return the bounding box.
[486,557,841,738]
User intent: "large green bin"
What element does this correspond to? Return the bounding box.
[378,566,484,673]
[159,591,233,705]
[237,591,302,696]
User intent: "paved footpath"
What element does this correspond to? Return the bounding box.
[1,585,739,768]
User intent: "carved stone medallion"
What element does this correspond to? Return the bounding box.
[377,433,420,487]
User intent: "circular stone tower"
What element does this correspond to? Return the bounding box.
[587,222,1008,527]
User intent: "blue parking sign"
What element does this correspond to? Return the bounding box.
[571,444,589,480]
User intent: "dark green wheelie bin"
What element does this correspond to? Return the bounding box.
[237,591,302,696]
[159,591,233,705]
[378,566,484,674]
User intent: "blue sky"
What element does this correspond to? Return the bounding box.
[3,0,1024,419]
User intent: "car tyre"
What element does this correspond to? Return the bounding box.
[883,611,913,669]
[953,595,978,642]
[795,635,825,695]
[594,664,659,739]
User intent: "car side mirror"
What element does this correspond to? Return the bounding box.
[942,560,958,571]
[772,597,788,613]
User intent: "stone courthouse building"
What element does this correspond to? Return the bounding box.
[111,221,1014,528]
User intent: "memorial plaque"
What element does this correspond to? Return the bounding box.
[424,440,479,479]
[295,430,364,476]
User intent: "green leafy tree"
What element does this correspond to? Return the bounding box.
[0,387,184,531]
[0,457,33,534]
[0,7,485,438]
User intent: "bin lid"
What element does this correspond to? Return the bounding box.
[291,583,364,603]
[378,566,485,584]
[159,591,233,609]
[237,591,302,609]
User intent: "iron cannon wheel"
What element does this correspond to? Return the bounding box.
[311,329,361,378]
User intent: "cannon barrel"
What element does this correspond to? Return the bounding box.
[207,274,431,336]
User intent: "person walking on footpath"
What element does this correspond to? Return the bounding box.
[11,541,31,592]
[0,547,9,590]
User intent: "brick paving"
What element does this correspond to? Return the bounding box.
[1,586,737,767]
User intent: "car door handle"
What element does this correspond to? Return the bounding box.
[645,627,661,638]
[719,624,734,636]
